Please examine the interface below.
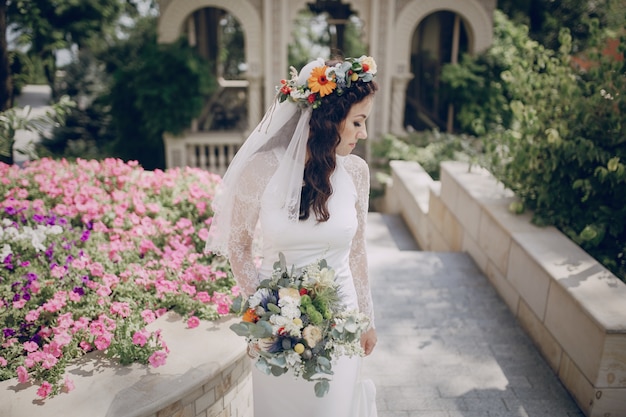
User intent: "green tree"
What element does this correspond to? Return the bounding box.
[101,17,216,170]
[442,11,626,281]
[0,1,12,110]
[497,0,620,52]
[0,0,146,109]
[38,50,115,160]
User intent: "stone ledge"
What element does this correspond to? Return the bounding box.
[0,313,251,417]
[385,159,626,417]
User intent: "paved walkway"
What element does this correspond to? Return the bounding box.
[361,213,584,417]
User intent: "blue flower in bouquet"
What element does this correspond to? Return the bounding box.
[230,253,369,397]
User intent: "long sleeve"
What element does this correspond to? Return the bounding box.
[228,192,260,297]
[225,152,278,296]
[345,155,375,329]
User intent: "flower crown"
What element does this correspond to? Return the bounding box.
[276,56,377,110]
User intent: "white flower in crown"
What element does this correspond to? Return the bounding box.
[359,56,377,74]
[290,88,311,100]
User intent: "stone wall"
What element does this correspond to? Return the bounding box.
[0,313,252,417]
[384,160,626,417]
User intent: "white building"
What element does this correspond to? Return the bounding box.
[157,0,497,173]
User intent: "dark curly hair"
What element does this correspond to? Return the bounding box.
[299,76,378,221]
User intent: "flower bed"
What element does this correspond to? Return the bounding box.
[0,158,236,399]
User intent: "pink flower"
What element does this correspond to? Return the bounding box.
[71,257,88,270]
[29,280,40,294]
[139,239,157,255]
[36,381,52,398]
[41,354,58,369]
[51,264,66,278]
[94,334,111,350]
[79,341,92,352]
[96,285,112,297]
[198,227,209,241]
[180,283,196,296]
[212,292,232,315]
[1,338,16,349]
[24,357,35,368]
[196,291,211,303]
[146,203,160,213]
[17,366,29,383]
[141,309,156,324]
[23,341,39,353]
[196,201,207,215]
[63,377,75,393]
[231,286,241,297]
[0,356,7,366]
[13,299,26,309]
[73,316,90,331]
[132,330,149,347]
[148,351,167,368]
[102,273,120,288]
[42,296,65,313]
[187,316,200,329]
[25,309,40,322]
[110,301,131,318]
[45,341,64,357]
[57,312,74,329]
[89,262,104,277]
[38,327,53,338]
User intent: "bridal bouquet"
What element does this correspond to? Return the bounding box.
[229,253,369,397]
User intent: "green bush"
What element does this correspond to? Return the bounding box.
[104,18,216,170]
[441,11,626,281]
[39,51,115,161]
[371,130,482,181]
[41,17,217,169]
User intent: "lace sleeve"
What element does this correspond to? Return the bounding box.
[345,155,375,329]
[226,152,278,296]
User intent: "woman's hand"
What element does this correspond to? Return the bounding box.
[360,328,377,356]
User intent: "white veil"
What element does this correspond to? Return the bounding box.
[205,58,325,258]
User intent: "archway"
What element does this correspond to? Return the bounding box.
[158,0,263,129]
[389,0,493,135]
[404,11,469,132]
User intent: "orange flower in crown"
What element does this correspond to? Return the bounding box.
[277,56,376,109]
[307,66,337,97]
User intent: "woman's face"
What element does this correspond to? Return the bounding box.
[336,97,374,157]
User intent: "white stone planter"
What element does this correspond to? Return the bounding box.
[0,313,252,417]
[384,160,626,417]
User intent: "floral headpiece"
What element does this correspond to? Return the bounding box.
[277,56,377,110]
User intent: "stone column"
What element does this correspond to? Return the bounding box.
[390,73,414,136]
[163,134,186,168]
[246,72,263,134]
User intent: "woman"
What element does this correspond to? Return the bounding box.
[206,56,378,417]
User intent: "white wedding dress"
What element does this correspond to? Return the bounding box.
[227,150,375,417]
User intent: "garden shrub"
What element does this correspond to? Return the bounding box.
[371,130,482,181]
[442,11,626,281]
[0,158,235,398]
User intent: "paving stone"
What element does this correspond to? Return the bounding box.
[362,213,583,417]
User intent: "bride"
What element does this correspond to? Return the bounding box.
[206,56,378,417]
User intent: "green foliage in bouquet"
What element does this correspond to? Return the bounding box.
[230,253,368,397]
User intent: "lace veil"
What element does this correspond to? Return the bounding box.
[205,58,326,258]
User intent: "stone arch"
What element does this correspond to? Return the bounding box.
[157,0,263,77]
[393,0,492,74]
[388,0,493,134]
